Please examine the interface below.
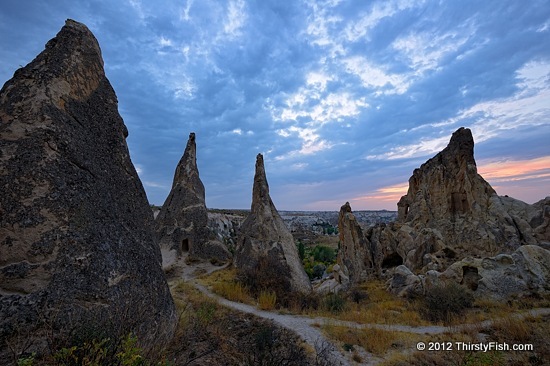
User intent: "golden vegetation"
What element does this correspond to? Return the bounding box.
[198,266,255,304]
[258,290,277,310]
[322,324,419,356]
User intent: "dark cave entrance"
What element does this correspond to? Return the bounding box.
[381,252,403,268]
[461,266,481,291]
[181,238,189,253]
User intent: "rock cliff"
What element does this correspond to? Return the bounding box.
[155,133,230,268]
[394,127,542,272]
[234,154,311,294]
[0,20,175,356]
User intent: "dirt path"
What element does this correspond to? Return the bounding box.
[193,282,356,366]
[183,261,550,365]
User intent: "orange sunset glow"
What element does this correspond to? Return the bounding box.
[347,156,550,210]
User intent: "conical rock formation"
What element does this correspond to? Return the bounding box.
[155,133,230,269]
[345,128,550,293]
[337,202,372,284]
[0,20,175,356]
[235,154,311,294]
[394,127,541,271]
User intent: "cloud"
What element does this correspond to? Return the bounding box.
[224,0,247,38]
[1,0,549,210]
[478,156,550,183]
[352,182,409,205]
[366,60,550,161]
[343,56,409,94]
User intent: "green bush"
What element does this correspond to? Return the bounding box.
[297,241,305,261]
[312,246,336,263]
[423,282,474,322]
[312,263,326,279]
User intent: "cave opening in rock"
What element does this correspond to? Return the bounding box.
[382,252,403,268]
[181,238,189,252]
[461,266,481,291]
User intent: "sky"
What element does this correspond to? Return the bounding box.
[1,0,549,211]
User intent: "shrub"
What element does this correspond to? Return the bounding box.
[16,353,35,366]
[312,245,336,263]
[237,256,292,307]
[423,283,474,322]
[312,263,326,279]
[288,292,321,312]
[258,290,277,310]
[349,287,368,304]
[297,241,305,261]
[323,292,346,314]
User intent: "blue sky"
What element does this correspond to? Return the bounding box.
[1,0,549,210]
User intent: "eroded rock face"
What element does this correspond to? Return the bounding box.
[0,20,175,356]
[234,154,311,294]
[394,127,542,271]
[155,133,230,268]
[389,245,550,300]
[337,202,371,285]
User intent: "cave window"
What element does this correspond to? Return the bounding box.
[181,238,189,252]
[461,266,481,291]
[381,253,403,268]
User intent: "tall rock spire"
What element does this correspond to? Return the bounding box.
[155,132,230,267]
[172,132,205,197]
[235,154,311,294]
[337,202,373,284]
[0,20,175,357]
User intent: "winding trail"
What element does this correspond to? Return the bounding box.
[193,282,355,366]
[181,262,550,365]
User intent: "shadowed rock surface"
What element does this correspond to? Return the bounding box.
[0,20,175,357]
[155,133,230,268]
[337,202,371,285]
[234,154,311,294]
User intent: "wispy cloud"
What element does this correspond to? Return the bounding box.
[479,156,550,183]
[2,0,549,209]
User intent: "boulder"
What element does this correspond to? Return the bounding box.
[0,20,175,357]
[234,154,311,294]
[155,132,230,268]
[389,245,550,300]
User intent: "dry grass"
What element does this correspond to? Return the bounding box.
[258,290,277,310]
[381,313,550,366]
[168,279,313,365]
[322,324,418,357]
[198,267,255,304]
[305,280,427,326]
[212,281,251,303]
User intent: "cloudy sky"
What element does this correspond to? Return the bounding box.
[1,0,549,210]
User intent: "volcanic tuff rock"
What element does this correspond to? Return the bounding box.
[393,127,546,272]
[0,20,175,356]
[337,202,371,285]
[155,133,230,268]
[234,154,311,293]
[335,128,550,295]
[389,245,550,300]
